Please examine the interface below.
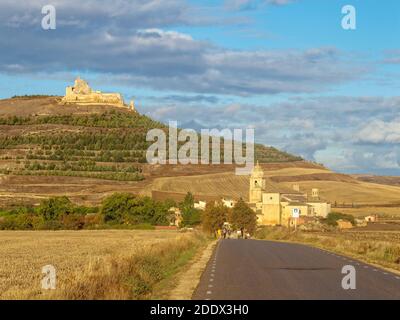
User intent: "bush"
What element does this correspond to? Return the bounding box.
[38,196,73,221]
[84,214,104,229]
[323,212,355,227]
[62,214,86,230]
[100,193,170,226]
[0,194,172,230]
[101,193,135,223]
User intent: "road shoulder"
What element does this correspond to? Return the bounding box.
[168,239,218,300]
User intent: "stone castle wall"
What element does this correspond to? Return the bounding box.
[61,77,134,110]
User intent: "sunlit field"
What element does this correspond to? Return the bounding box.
[0,230,204,300]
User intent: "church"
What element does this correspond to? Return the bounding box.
[248,162,331,226]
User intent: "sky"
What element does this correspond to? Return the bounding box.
[1,0,400,175]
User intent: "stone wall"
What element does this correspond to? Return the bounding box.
[62,77,125,107]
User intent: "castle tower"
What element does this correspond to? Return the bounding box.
[249,161,265,203]
[129,100,135,112]
[73,76,92,95]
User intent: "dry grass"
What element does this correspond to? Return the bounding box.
[257,227,400,273]
[280,180,400,205]
[337,206,400,217]
[146,169,400,206]
[0,230,207,300]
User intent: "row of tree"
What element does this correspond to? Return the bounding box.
[0,192,258,234]
[179,192,258,235]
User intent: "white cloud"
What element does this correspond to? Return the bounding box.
[356,119,400,144]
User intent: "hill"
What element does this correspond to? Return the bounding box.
[2,96,400,216]
[0,96,302,207]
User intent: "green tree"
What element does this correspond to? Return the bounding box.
[202,201,228,234]
[100,193,135,223]
[100,193,170,225]
[179,192,201,227]
[38,196,73,221]
[230,198,257,235]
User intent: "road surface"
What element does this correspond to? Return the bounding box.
[193,239,400,300]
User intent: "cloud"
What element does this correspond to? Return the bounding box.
[225,0,295,11]
[383,50,400,64]
[0,0,193,29]
[356,119,400,144]
[138,94,400,174]
[0,1,368,96]
[0,25,366,95]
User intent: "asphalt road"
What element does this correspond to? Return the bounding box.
[193,239,400,300]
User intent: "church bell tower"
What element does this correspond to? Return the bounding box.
[249,161,265,203]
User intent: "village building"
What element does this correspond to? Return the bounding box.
[194,200,207,211]
[61,77,135,111]
[248,162,331,226]
[222,198,237,208]
[365,214,378,222]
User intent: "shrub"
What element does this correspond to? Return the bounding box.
[38,196,73,221]
[84,214,104,229]
[101,193,135,223]
[62,214,86,230]
[323,212,355,227]
[100,193,170,226]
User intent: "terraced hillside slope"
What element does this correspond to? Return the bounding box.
[0,96,302,207]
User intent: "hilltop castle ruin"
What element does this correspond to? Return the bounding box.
[61,77,135,111]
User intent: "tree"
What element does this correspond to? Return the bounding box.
[179,192,201,227]
[100,193,170,225]
[202,201,228,234]
[230,198,257,235]
[38,196,73,221]
[100,193,134,223]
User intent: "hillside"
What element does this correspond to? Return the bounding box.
[0,96,302,207]
[145,165,400,208]
[2,96,400,214]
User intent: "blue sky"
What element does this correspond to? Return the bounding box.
[1,0,400,175]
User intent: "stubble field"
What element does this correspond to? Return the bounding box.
[0,230,205,300]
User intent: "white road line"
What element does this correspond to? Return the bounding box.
[208,284,213,288]
[364,266,369,269]
[206,291,212,295]
[210,278,214,282]
[395,276,400,280]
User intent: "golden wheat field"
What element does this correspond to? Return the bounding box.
[0,230,195,300]
[146,168,400,206]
